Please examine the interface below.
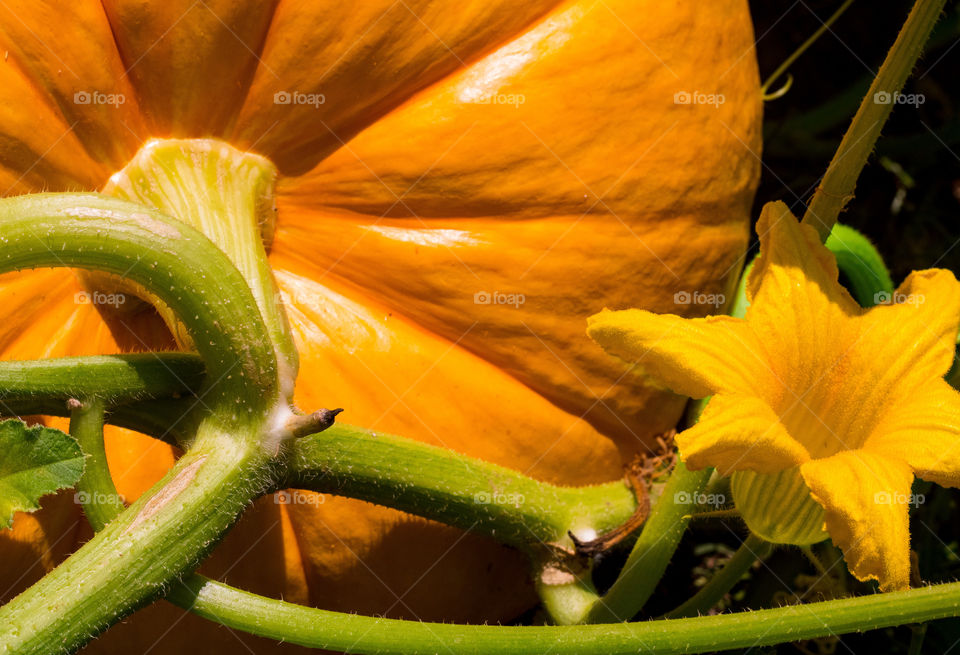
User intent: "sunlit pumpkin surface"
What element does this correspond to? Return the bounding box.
[0,0,761,651]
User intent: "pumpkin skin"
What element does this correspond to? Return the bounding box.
[0,0,761,652]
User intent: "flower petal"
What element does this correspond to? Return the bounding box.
[800,268,960,456]
[747,202,856,313]
[801,450,914,591]
[860,268,960,392]
[866,379,960,488]
[587,309,769,398]
[677,394,809,474]
[745,203,862,390]
[732,468,827,545]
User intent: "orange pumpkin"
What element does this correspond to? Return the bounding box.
[0,0,761,652]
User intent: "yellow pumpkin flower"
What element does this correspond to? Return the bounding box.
[588,201,960,591]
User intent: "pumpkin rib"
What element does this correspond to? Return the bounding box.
[96,0,142,132]
[0,51,109,193]
[283,0,577,170]
[268,0,761,457]
[271,227,686,462]
[100,0,280,137]
[0,269,79,355]
[0,62,85,179]
[229,0,567,174]
[0,0,146,180]
[174,0,284,141]
[271,264,624,485]
[267,232,671,464]
[218,0,284,140]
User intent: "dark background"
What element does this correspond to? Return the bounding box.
[596,3,960,653]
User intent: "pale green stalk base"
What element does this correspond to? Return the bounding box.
[101,138,298,382]
[537,570,602,627]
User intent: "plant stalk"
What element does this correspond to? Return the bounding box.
[0,193,283,653]
[802,0,948,240]
[585,460,711,623]
[0,193,279,418]
[663,534,773,618]
[0,427,271,654]
[69,398,119,531]
[286,424,640,548]
[0,354,203,405]
[169,575,960,654]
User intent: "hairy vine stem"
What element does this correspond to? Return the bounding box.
[0,193,285,654]
[803,0,948,240]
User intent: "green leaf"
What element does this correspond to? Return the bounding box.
[0,419,85,529]
[826,223,895,307]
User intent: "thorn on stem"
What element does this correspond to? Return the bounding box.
[287,408,344,439]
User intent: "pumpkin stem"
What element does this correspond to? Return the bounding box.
[90,138,299,395]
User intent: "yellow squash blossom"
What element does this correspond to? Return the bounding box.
[588,201,960,591]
